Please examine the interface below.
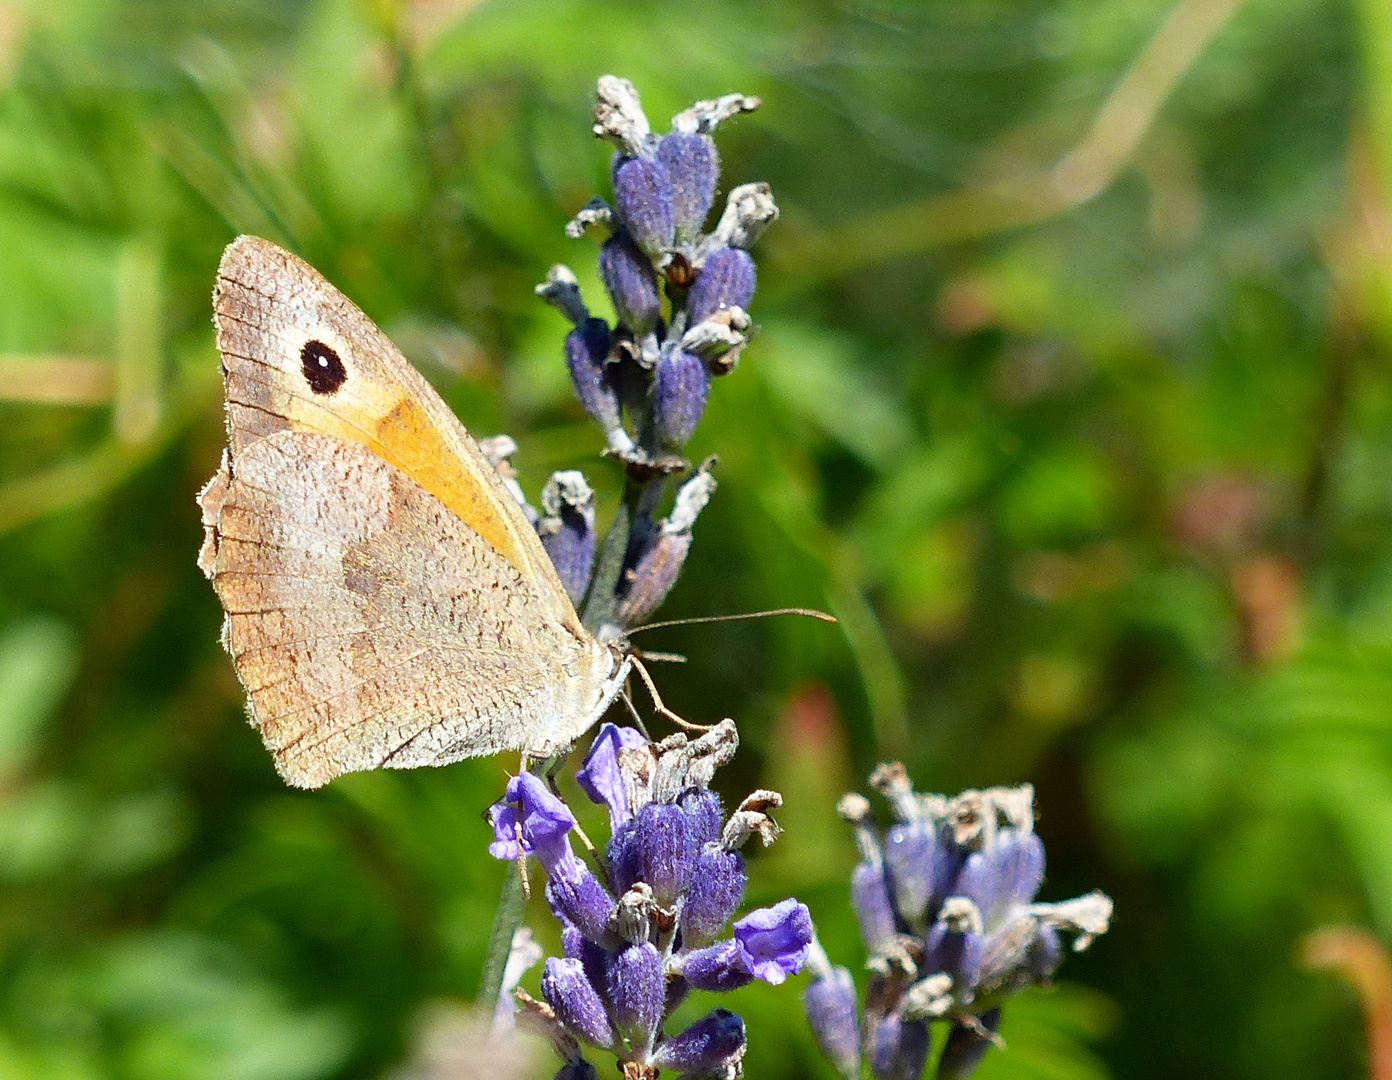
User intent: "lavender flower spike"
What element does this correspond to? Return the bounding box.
[506,74,793,1079]
[809,770,1113,1080]
[498,718,806,1078]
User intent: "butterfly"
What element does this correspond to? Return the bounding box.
[198,237,631,788]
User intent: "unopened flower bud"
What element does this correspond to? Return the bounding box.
[633,801,697,907]
[614,530,690,629]
[537,471,596,605]
[612,156,675,260]
[652,1009,746,1073]
[599,233,660,336]
[803,965,862,1080]
[851,860,898,958]
[657,131,719,242]
[955,831,1044,932]
[936,1010,1001,1080]
[563,319,624,438]
[681,846,747,947]
[869,1011,931,1080]
[541,957,615,1049]
[545,852,616,947]
[883,821,955,931]
[607,942,664,1046]
[614,465,716,626]
[689,246,756,324]
[653,348,710,448]
[678,787,725,844]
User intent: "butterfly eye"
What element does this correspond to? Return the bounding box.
[300,339,347,395]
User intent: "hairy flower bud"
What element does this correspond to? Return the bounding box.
[851,860,898,958]
[634,801,697,906]
[657,131,719,242]
[804,965,862,1080]
[681,846,747,947]
[598,233,660,336]
[612,155,675,260]
[955,831,1044,932]
[541,956,615,1049]
[563,318,623,435]
[653,348,710,448]
[689,246,756,325]
[537,471,596,605]
[869,1011,931,1080]
[608,942,665,1047]
[883,821,954,931]
[615,465,716,627]
[652,1009,746,1073]
[545,854,616,947]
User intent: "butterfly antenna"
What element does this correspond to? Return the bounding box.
[630,654,712,734]
[634,649,686,664]
[628,607,837,635]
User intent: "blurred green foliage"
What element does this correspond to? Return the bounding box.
[0,0,1388,1077]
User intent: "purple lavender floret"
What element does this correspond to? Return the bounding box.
[804,766,1114,1080]
[537,471,596,606]
[653,348,710,449]
[612,155,675,260]
[598,232,660,337]
[688,246,756,325]
[563,318,620,433]
[575,722,648,829]
[488,722,811,1078]
[657,131,719,242]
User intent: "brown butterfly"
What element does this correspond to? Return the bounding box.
[198,237,631,789]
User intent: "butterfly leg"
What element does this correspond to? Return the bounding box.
[513,757,535,900]
[631,655,713,733]
[618,688,652,739]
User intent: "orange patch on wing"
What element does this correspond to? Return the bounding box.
[365,395,531,574]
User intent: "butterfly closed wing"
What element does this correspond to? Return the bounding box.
[198,236,628,788]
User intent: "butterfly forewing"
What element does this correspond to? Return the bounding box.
[200,236,620,787]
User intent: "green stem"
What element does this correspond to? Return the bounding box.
[582,476,640,632]
[477,849,527,1014]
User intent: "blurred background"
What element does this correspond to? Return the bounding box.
[0,0,1387,1077]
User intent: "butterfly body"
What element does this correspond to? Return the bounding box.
[199,237,628,788]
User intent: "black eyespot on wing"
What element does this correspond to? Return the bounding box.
[300,340,347,395]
